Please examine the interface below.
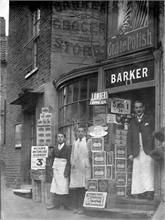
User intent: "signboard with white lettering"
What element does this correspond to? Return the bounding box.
[90,91,108,105]
[105,60,154,89]
[83,191,107,208]
[107,1,154,59]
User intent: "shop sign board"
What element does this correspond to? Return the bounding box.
[31,146,48,170]
[89,126,108,138]
[106,60,154,89]
[83,192,107,209]
[90,91,108,105]
[107,1,154,59]
[110,98,131,115]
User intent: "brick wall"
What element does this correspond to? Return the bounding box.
[6,2,52,186]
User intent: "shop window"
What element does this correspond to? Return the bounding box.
[14,123,22,148]
[58,74,98,144]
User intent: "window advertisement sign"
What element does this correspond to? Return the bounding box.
[83,191,107,208]
[31,146,48,170]
[90,91,108,105]
[106,60,154,89]
[110,98,131,115]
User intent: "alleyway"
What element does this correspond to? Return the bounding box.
[1,175,149,220]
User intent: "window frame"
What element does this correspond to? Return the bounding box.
[14,123,22,148]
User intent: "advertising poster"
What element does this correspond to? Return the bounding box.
[91,137,104,152]
[83,192,107,208]
[31,146,48,170]
[93,166,106,179]
[110,98,131,115]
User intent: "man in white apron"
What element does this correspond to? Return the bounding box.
[47,133,71,210]
[70,127,91,214]
[128,100,154,200]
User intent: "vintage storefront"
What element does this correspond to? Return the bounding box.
[7,0,165,218]
[54,0,164,216]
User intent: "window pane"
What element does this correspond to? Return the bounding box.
[89,75,98,97]
[59,108,64,127]
[73,82,79,101]
[15,124,22,148]
[88,101,94,126]
[80,78,87,100]
[71,103,79,123]
[66,104,72,125]
[66,85,72,104]
[79,101,87,123]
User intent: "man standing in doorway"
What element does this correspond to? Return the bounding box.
[47,133,71,210]
[128,100,154,200]
[70,127,91,214]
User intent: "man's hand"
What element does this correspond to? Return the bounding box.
[129,155,133,161]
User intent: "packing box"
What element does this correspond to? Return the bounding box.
[93,166,106,179]
[92,151,106,166]
[114,139,127,146]
[106,166,112,179]
[115,159,127,172]
[98,179,108,192]
[106,151,114,165]
[116,172,127,186]
[87,179,98,192]
[115,146,127,159]
[116,129,128,136]
[91,137,104,151]
[116,186,126,197]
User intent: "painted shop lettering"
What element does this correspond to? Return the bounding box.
[53,38,105,57]
[111,67,148,84]
[107,28,152,58]
[52,18,105,34]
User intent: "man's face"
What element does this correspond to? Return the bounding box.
[57,134,65,144]
[78,128,85,140]
[134,102,145,117]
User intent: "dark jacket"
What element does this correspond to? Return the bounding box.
[127,114,154,158]
[51,144,71,178]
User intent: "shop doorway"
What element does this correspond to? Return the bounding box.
[107,86,156,201]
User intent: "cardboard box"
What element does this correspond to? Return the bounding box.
[93,166,106,179]
[114,139,127,146]
[106,151,113,165]
[115,159,127,172]
[116,186,126,197]
[87,179,98,192]
[92,151,106,166]
[116,129,128,136]
[115,146,127,159]
[115,134,127,141]
[98,179,108,192]
[91,137,104,152]
[106,166,112,179]
[116,172,127,186]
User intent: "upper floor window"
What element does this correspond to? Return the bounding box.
[24,8,40,79]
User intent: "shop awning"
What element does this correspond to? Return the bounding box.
[10,91,43,105]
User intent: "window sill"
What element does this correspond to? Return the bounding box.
[25,67,38,79]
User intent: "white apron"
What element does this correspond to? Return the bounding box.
[131,133,154,194]
[50,158,69,195]
[70,137,91,189]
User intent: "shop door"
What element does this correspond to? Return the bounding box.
[105,87,157,210]
[22,109,36,183]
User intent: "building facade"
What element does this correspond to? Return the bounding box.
[0,17,7,154]
[6,0,165,216]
